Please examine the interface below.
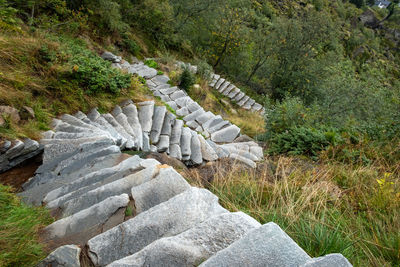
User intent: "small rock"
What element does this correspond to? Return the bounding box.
[0,105,20,126]
[37,245,81,267]
[301,253,353,267]
[19,106,35,120]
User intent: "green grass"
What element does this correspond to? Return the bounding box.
[0,185,53,267]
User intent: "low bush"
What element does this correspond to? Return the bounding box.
[122,36,140,56]
[196,60,213,81]
[144,59,158,69]
[179,67,195,91]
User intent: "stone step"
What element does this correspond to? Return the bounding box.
[102,113,135,149]
[59,164,160,217]
[209,74,220,87]
[238,95,250,107]
[150,106,167,144]
[157,135,170,153]
[90,114,127,147]
[222,84,236,96]
[190,131,203,165]
[112,106,139,148]
[229,153,257,169]
[169,144,182,160]
[151,75,170,86]
[137,101,154,133]
[227,87,240,99]
[87,187,227,266]
[109,212,260,267]
[42,194,130,250]
[161,112,176,136]
[234,92,245,102]
[199,222,312,267]
[170,119,183,145]
[211,125,240,143]
[43,156,150,208]
[218,81,230,93]
[131,167,191,214]
[214,78,225,90]
[121,103,143,150]
[198,134,218,161]
[19,146,121,205]
[180,127,192,157]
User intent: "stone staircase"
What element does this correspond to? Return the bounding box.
[209,74,264,114]
[20,134,351,266]
[14,53,352,266]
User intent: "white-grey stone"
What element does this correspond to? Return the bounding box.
[37,245,81,267]
[209,74,220,87]
[170,90,186,101]
[238,96,250,107]
[157,135,170,152]
[131,167,190,214]
[251,102,263,112]
[200,222,311,267]
[198,135,218,161]
[234,91,245,102]
[109,212,260,267]
[44,194,129,240]
[151,75,170,86]
[61,165,159,216]
[3,140,24,160]
[190,131,203,165]
[150,145,157,152]
[150,106,167,144]
[250,145,263,160]
[214,78,225,90]
[202,115,224,133]
[43,155,145,205]
[0,140,11,154]
[87,188,227,266]
[229,153,257,168]
[183,108,205,122]
[170,120,183,144]
[137,101,154,133]
[176,107,189,117]
[165,101,178,111]
[211,125,240,143]
[196,111,214,125]
[101,52,121,63]
[207,120,229,134]
[161,113,176,136]
[186,120,200,130]
[301,254,352,267]
[87,108,101,121]
[174,96,192,108]
[187,102,202,113]
[142,132,150,152]
[228,87,240,99]
[218,81,230,93]
[102,114,135,149]
[180,127,192,157]
[160,86,178,95]
[222,84,236,96]
[160,95,171,102]
[169,144,182,160]
[243,98,256,110]
[122,104,143,150]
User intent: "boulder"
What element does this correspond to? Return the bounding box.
[198,135,218,161]
[0,105,20,126]
[211,125,240,143]
[87,188,227,266]
[19,106,35,120]
[200,222,311,267]
[37,245,81,267]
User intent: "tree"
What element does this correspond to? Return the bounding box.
[264,11,340,103]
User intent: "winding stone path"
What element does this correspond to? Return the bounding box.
[13,52,351,267]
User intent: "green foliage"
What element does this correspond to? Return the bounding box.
[144,59,158,69]
[195,59,213,81]
[122,36,140,56]
[0,0,18,25]
[179,67,195,91]
[0,185,53,266]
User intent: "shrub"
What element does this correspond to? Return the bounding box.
[196,59,213,81]
[179,67,195,91]
[144,59,158,69]
[122,37,140,56]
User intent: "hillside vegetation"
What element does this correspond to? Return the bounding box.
[0,0,399,266]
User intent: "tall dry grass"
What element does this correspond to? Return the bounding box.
[187,155,400,266]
